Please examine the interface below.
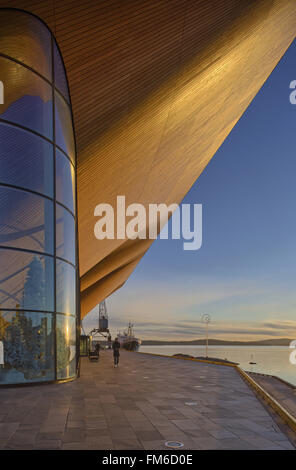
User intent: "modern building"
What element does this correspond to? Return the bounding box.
[0,9,78,384]
[0,2,295,385]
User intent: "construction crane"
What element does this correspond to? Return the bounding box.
[80,301,112,357]
[98,300,108,332]
[89,300,112,342]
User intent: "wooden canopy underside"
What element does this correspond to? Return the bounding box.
[0,0,295,318]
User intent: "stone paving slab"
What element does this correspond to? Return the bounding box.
[0,350,294,450]
[248,372,296,417]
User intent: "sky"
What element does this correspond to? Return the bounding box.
[83,39,296,342]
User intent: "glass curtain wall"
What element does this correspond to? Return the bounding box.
[0,9,78,385]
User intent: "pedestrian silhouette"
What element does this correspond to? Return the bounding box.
[112,338,120,367]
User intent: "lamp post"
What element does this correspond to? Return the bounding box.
[201,314,211,358]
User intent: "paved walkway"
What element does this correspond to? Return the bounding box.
[248,372,296,418]
[0,351,294,450]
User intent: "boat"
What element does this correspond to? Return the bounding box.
[117,323,141,351]
[249,354,257,365]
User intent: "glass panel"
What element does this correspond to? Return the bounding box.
[0,249,54,312]
[55,92,75,163]
[56,204,76,264]
[80,336,90,356]
[54,41,70,102]
[0,187,54,254]
[0,10,52,80]
[0,311,54,384]
[56,260,76,315]
[56,314,76,379]
[0,122,53,197]
[56,149,75,213]
[0,56,53,140]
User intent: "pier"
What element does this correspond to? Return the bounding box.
[0,351,294,450]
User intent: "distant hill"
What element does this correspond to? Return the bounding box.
[141,338,293,346]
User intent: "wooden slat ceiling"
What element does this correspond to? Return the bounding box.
[0,0,295,318]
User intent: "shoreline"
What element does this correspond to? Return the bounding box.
[139,345,296,388]
[141,341,293,347]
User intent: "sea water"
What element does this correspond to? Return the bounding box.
[139,345,296,386]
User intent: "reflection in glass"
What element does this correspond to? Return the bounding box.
[0,187,54,254]
[0,249,54,312]
[54,42,70,102]
[56,260,76,315]
[0,9,77,385]
[56,204,76,264]
[56,314,76,379]
[0,9,52,80]
[0,122,53,197]
[55,92,75,163]
[0,311,54,384]
[56,149,75,213]
[0,56,53,140]
[80,335,90,356]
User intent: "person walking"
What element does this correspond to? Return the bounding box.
[112,337,120,367]
[95,342,100,358]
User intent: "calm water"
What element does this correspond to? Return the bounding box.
[139,345,296,386]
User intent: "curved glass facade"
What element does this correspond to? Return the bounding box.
[0,9,78,385]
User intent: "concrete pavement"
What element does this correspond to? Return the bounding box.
[0,350,294,450]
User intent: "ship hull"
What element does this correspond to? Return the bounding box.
[118,323,141,352]
[121,340,141,352]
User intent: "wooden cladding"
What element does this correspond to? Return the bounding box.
[0,1,295,317]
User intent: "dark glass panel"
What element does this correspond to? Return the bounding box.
[56,260,76,315]
[54,42,70,102]
[80,336,90,356]
[0,123,53,197]
[0,311,54,384]
[0,56,53,140]
[56,314,76,379]
[56,204,75,264]
[0,10,52,80]
[0,187,54,254]
[56,149,75,213]
[55,92,75,163]
[0,249,54,312]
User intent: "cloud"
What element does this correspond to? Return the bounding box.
[82,276,296,341]
[83,311,296,341]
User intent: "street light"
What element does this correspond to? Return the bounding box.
[201,314,211,358]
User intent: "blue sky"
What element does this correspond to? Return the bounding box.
[84,39,296,341]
